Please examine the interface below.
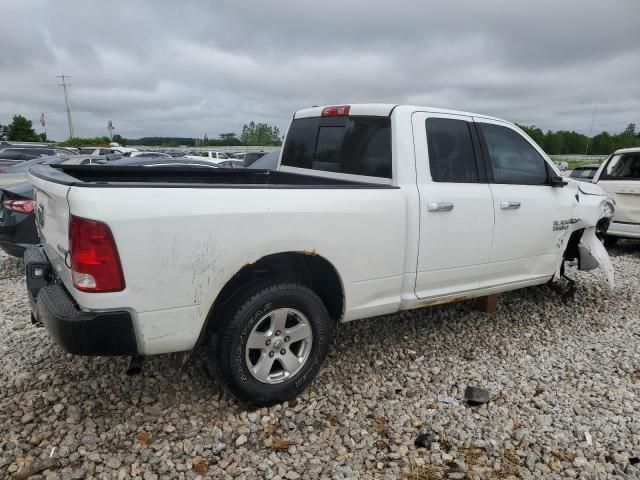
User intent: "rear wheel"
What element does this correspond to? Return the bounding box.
[603,236,619,248]
[208,282,334,405]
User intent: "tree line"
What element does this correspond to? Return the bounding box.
[2,113,639,154]
[517,123,640,155]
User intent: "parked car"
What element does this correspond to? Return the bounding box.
[128,151,173,158]
[0,155,115,186]
[569,164,600,182]
[185,151,232,164]
[0,181,37,257]
[166,151,187,158]
[106,157,223,168]
[243,151,267,167]
[0,156,118,256]
[555,161,569,171]
[217,159,246,168]
[592,147,640,246]
[0,147,76,168]
[25,103,615,405]
[78,147,111,155]
[247,149,280,170]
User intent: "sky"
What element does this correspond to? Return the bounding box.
[1,0,638,141]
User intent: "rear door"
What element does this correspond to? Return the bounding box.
[412,112,494,299]
[475,118,575,287]
[595,152,640,225]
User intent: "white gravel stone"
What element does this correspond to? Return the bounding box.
[2,244,640,478]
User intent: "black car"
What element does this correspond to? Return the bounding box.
[0,146,76,168]
[569,164,600,182]
[0,181,37,257]
[0,155,123,257]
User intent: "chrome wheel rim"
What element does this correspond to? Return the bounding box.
[245,308,313,384]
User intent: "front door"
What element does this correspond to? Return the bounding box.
[412,112,494,300]
[475,118,576,288]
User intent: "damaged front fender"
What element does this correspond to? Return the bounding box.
[578,226,615,290]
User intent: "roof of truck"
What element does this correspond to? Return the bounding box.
[293,103,506,123]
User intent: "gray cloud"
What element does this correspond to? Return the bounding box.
[0,0,638,141]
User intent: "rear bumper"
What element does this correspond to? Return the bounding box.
[607,221,640,239]
[24,246,138,356]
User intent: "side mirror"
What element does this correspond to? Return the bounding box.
[549,175,568,188]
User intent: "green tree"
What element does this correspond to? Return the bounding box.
[7,115,41,142]
[0,124,9,141]
[112,134,125,144]
[623,123,636,137]
[219,132,242,145]
[240,121,282,146]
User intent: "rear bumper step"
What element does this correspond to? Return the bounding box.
[24,245,138,356]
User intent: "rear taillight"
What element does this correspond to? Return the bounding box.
[321,105,350,117]
[3,199,35,214]
[69,215,125,292]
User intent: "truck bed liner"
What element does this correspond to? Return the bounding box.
[29,165,395,189]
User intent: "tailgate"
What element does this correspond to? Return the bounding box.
[598,179,640,224]
[28,173,72,282]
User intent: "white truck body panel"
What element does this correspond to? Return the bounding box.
[28,104,615,356]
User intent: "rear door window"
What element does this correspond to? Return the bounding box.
[425,118,478,182]
[282,116,392,178]
[602,153,640,180]
[479,123,548,185]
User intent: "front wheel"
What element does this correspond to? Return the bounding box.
[208,282,335,406]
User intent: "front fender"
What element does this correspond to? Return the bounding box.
[578,227,614,290]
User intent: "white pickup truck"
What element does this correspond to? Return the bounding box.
[26,104,615,405]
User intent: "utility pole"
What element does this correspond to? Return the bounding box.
[584,105,597,156]
[57,74,75,139]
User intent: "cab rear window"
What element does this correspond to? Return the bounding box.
[281,116,392,178]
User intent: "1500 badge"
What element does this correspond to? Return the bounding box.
[553,218,579,231]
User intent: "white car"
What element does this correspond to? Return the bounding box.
[185,150,232,164]
[26,104,614,405]
[128,151,172,158]
[593,147,640,246]
[79,146,139,156]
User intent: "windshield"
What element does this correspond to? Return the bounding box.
[603,153,640,180]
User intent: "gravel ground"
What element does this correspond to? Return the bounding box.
[1,244,640,480]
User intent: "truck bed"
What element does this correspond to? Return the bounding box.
[29,164,395,189]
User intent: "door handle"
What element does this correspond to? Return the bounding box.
[427,202,454,212]
[500,201,521,210]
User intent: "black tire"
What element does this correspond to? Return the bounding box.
[603,236,619,248]
[208,282,334,406]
